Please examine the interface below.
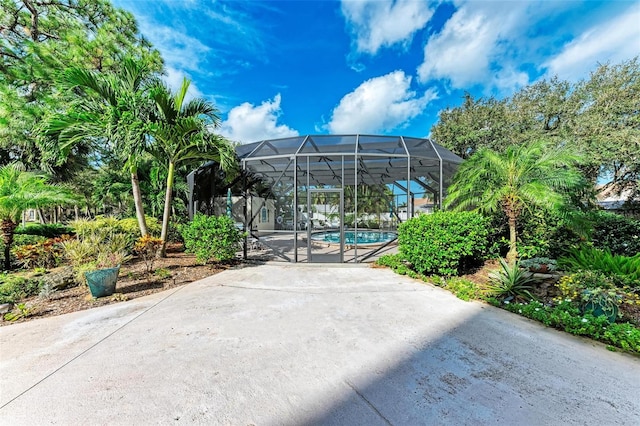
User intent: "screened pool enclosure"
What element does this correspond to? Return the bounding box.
[188,135,463,263]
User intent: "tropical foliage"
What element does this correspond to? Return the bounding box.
[558,247,640,287]
[0,164,76,269]
[2,0,235,247]
[445,141,585,262]
[485,259,536,302]
[148,79,236,255]
[0,0,161,174]
[43,57,159,236]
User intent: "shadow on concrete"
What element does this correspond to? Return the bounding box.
[296,309,640,426]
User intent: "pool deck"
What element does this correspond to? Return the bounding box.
[249,230,399,263]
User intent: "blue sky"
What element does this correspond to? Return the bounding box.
[112,0,640,144]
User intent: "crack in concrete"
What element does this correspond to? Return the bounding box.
[345,379,393,425]
[0,285,187,410]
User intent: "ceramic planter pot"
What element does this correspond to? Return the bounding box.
[85,265,120,298]
[581,290,619,323]
[528,264,550,273]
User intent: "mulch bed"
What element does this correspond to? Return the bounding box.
[1,244,235,326]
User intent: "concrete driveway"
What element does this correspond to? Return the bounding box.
[1,263,639,425]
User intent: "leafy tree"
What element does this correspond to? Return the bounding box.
[0,164,77,269]
[0,0,161,174]
[431,58,639,203]
[148,78,236,256]
[573,58,640,197]
[444,141,585,263]
[431,93,511,159]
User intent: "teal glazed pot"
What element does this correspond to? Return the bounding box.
[85,266,120,298]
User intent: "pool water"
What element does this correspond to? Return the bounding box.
[311,230,397,246]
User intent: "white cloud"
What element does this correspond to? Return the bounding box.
[219,94,299,143]
[544,4,640,81]
[136,19,211,74]
[163,67,203,104]
[341,0,434,55]
[417,1,530,89]
[327,71,438,134]
[493,67,530,94]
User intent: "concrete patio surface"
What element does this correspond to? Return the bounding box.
[1,263,639,425]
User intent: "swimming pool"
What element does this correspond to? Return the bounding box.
[310,230,397,246]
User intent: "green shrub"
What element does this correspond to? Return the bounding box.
[376,253,405,269]
[558,247,640,286]
[180,214,245,264]
[15,223,74,238]
[117,216,162,238]
[495,299,640,353]
[398,211,489,276]
[590,211,640,257]
[487,209,584,260]
[0,273,41,304]
[13,234,47,246]
[442,277,482,301]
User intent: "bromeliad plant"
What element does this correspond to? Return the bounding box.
[134,234,164,276]
[485,259,537,302]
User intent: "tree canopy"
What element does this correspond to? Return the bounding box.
[1,0,236,240]
[0,0,162,173]
[432,58,640,202]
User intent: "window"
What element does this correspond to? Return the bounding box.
[261,207,269,223]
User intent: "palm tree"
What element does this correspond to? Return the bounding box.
[444,141,584,262]
[43,57,157,236]
[0,164,77,270]
[148,78,236,256]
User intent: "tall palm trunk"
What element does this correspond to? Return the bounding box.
[158,161,176,257]
[504,197,521,264]
[1,219,17,270]
[507,214,518,264]
[130,166,148,237]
